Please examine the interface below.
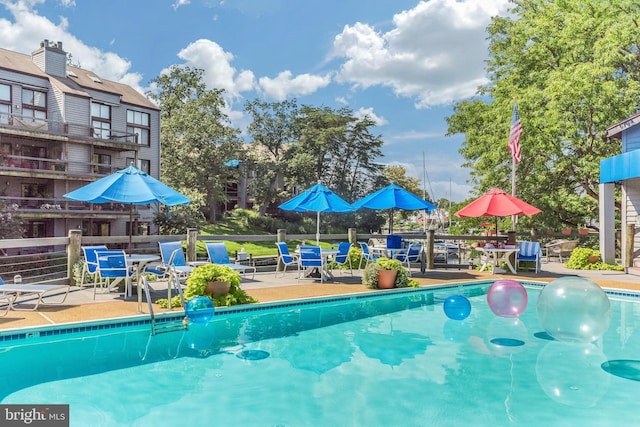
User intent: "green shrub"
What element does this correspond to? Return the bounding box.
[565,247,624,271]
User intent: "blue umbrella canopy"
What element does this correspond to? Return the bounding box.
[352,183,436,211]
[352,183,436,234]
[279,182,353,244]
[64,165,189,253]
[63,165,190,206]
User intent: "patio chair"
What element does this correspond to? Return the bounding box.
[80,245,107,286]
[330,242,353,276]
[205,242,256,279]
[158,241,194,279]
[544,239,579,263]
[393,241,422,276]
[516,241,542,273]
[275,242,299,277]
[297,245,327,283]
[358,241,381,269]
[94,249,133,299]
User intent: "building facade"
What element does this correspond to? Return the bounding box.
[600,113,640,271]
[0,41,160,241]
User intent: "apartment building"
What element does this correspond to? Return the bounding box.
[0,40,160,240]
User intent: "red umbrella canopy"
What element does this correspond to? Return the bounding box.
[455,188,541,218]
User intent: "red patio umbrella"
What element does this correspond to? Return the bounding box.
[455,188,541,218]
[455,188,541,237]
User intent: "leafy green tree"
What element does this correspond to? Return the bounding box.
[447,0,640,232]
[147,66,243,222]
[244,99,300,215]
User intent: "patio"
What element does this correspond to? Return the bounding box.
[0,261,637,331]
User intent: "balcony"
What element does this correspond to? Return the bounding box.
[0,196,141,219]
[0,112,139,146]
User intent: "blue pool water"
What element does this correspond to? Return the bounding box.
[2,281,640,426]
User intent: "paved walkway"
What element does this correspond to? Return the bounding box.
[0,261,637,331]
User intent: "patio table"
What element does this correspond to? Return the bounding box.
[479,247,519,274]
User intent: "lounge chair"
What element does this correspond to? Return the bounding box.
[516,241,542,273]
[158,241,194,279]
[393,241,422,276]
[275,242,299,277]
[544,239,579,263]
[0,276,70,310]
[205,242,256,279]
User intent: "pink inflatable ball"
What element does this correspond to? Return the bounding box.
[486,279,528,318]
[536,276,611,343]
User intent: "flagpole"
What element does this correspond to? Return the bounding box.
[508,99,522,232]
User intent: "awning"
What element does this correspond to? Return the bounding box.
[600,149,640,183]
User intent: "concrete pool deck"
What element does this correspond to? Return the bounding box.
[0,261,637,331]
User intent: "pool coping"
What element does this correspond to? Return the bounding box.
[1,279,638,343]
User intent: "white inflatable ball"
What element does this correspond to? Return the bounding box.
[536,276,611,343]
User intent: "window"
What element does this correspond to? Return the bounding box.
[126,157,150,174]
[0,83,10,125]
[126,110,150,145]
[21,89,47,122]
[92,153,111,174]
[91,102,111,139]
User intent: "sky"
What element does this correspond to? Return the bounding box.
[0,0,513,202]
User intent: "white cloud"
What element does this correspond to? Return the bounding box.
[172,0,190,10]
[59,0,75,7]
[354,107,387,126]
[176,39,255,99]
[257,70,332,101]
[0,0,145,93]
[331,0,510,108]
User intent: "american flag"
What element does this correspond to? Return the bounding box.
[508,101,522,163]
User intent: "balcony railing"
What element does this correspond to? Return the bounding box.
[0,111,138,143]
[0,196,133,213]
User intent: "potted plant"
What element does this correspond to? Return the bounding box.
[156,263,258,308]
[362,257,410,289]
[185,264,239,297]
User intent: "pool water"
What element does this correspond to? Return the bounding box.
[2,282,640,426]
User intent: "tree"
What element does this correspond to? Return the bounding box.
[447,0,640,231]
[244,99,300,215]
[147,66,243,222]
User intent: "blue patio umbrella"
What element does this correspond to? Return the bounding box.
[352,183,436,234]
[64,165,190,253]
[279,181,353,245]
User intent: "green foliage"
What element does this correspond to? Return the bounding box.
[361,257,411,289]
[448,0,640,232]
[565,247,624,271]
[156,263,257,308]
[154,188,206,234]
[328,246,361,271]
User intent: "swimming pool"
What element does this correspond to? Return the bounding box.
[1,280,640,426]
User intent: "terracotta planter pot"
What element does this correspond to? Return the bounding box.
[578,228,589,235]
[377,269,398,289]
[206,280,230,296]
[588,255,600,264]
[561,227,572,235]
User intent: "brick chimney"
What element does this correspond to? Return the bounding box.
[31,40,67,78]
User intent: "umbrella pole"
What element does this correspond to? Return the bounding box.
[316,211,320,246]
[129,205,133,256]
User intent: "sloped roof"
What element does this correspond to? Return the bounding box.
[0,47,158,110]
[605,112,640,139]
